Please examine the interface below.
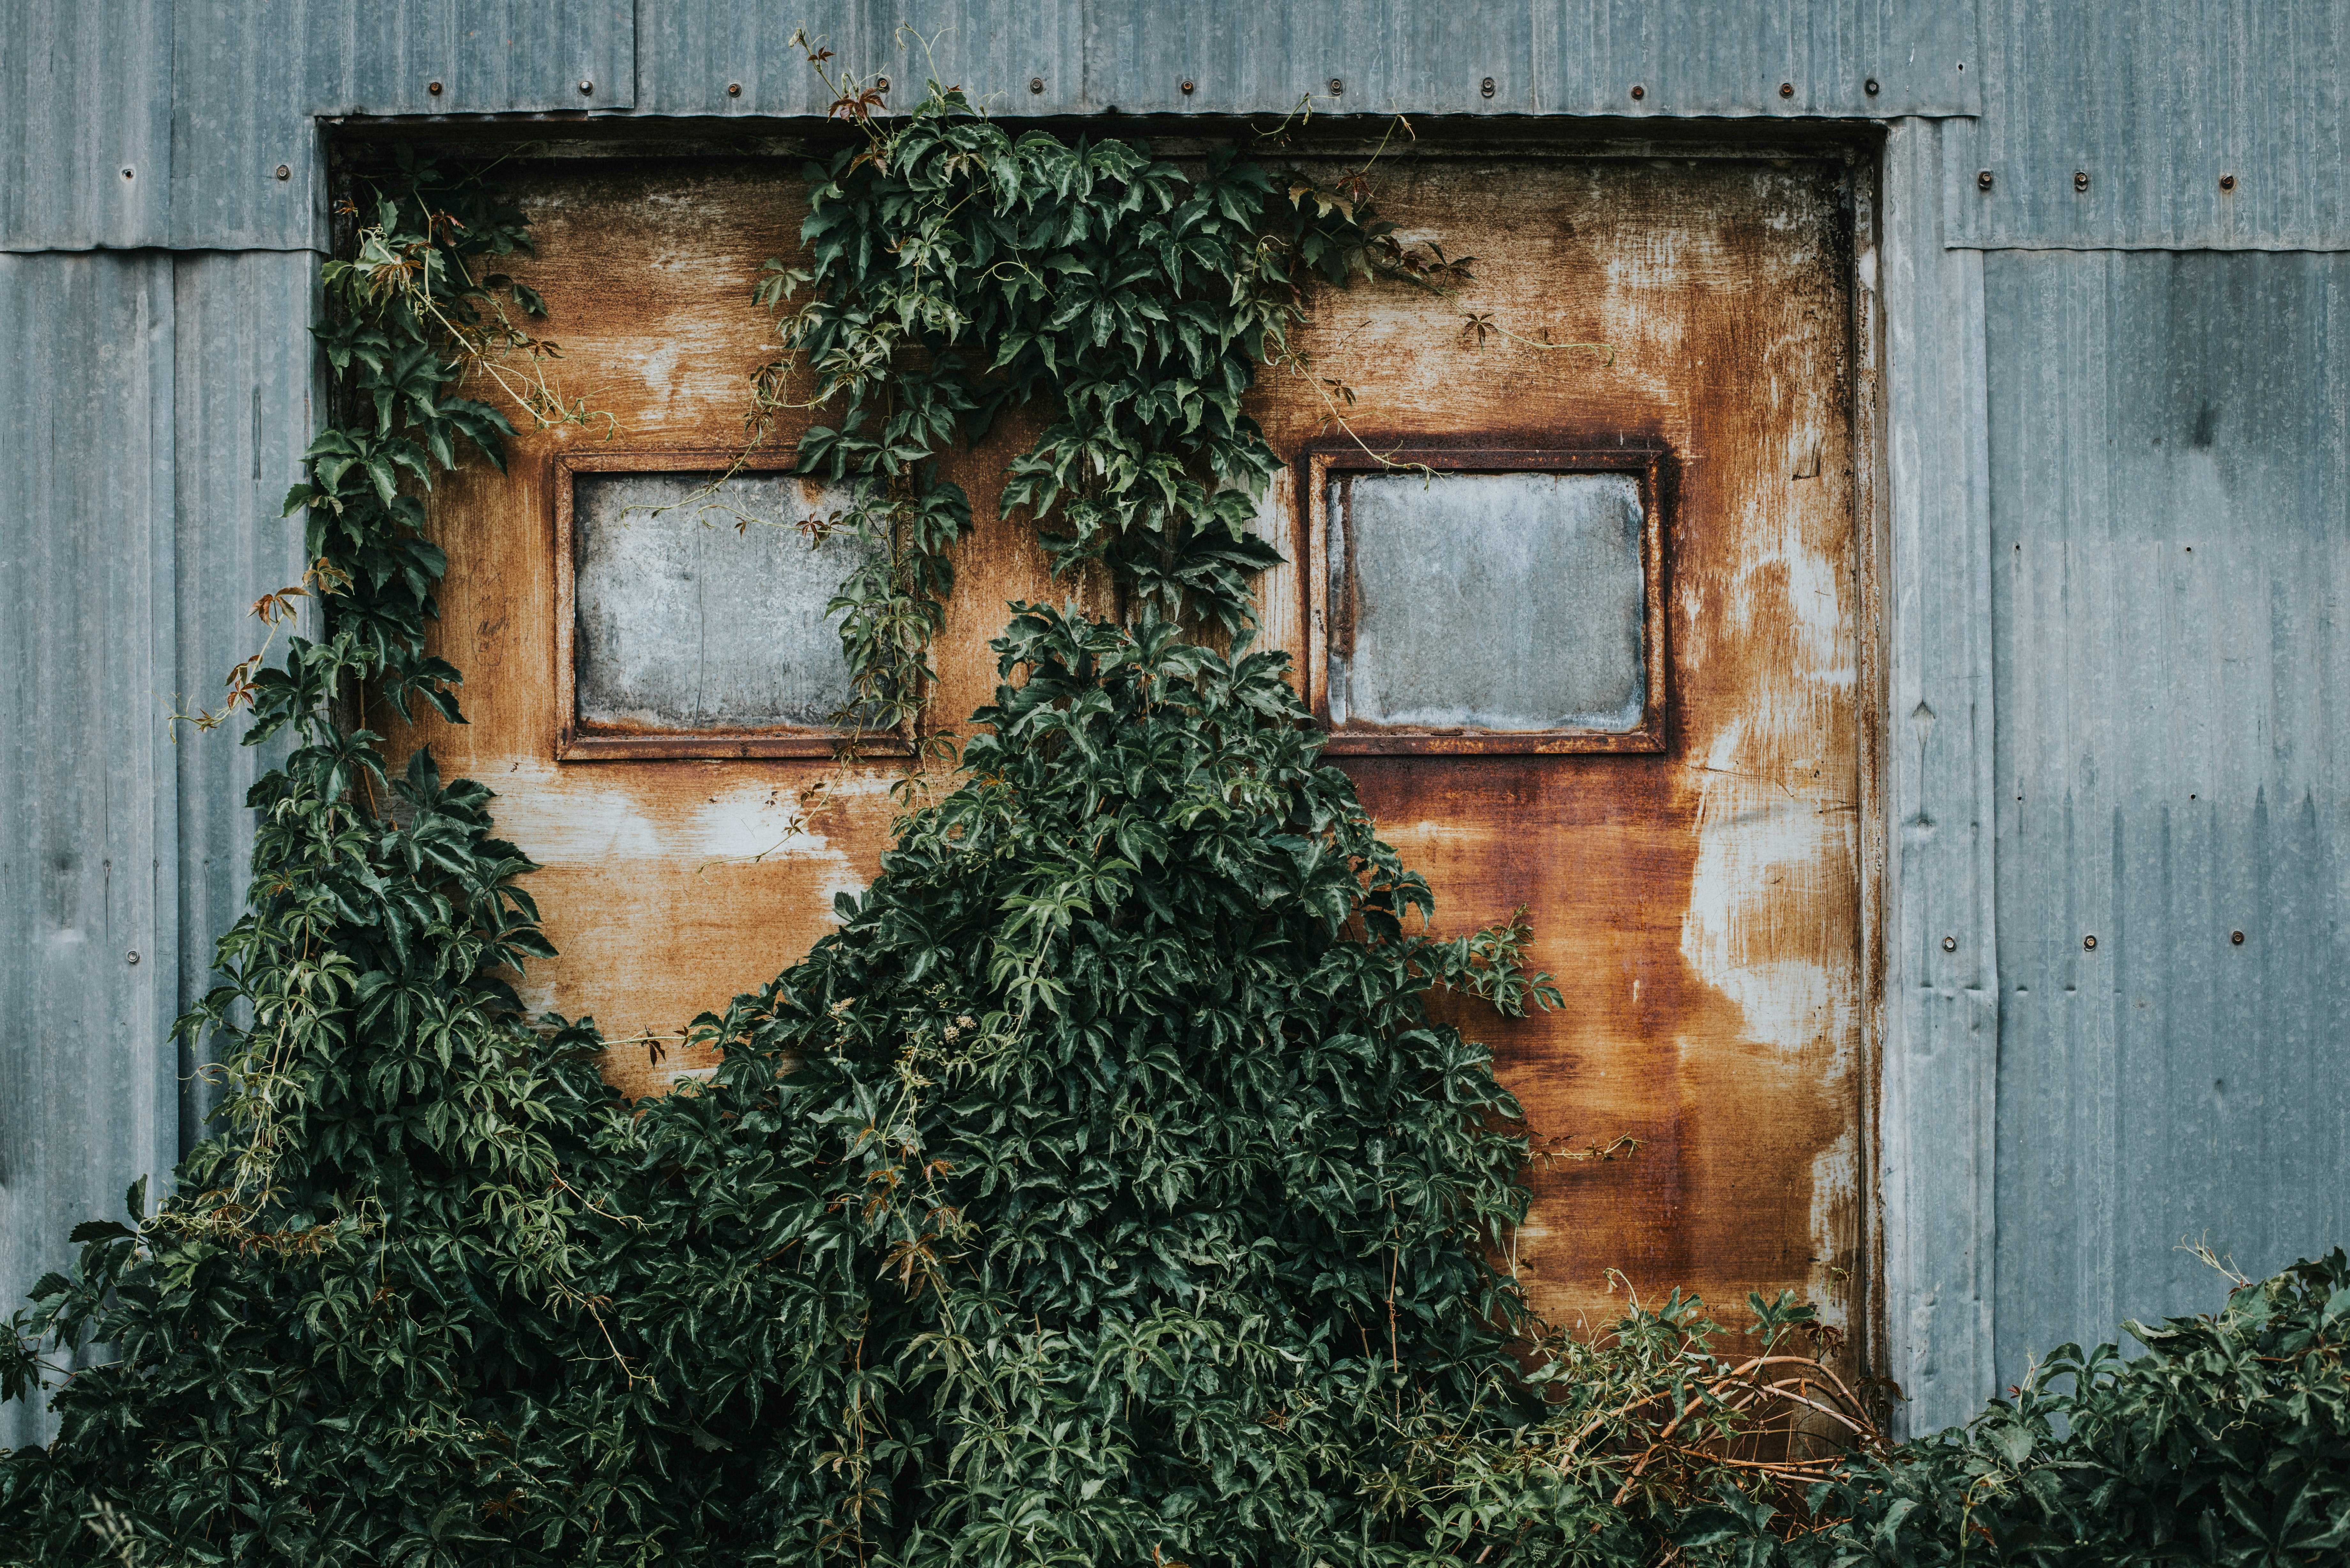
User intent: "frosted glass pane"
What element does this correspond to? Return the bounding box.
[573,472,877,730]
[1330,471,1645,732]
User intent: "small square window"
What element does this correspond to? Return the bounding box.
[1303,445,1668,754]
[554,452,887,759]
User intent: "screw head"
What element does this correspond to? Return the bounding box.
[1480,76,1495,98]
[1942,936,1958,952]
[1977,168,1995,191]
[1865,77,1880,95]
[727,81,741,97]
[2219,172,2236,191]
[1181,79,1195,94]
[275,164,290,180]
[2083,935,2098,950]
[126,950,140,965]
[2074,169,2090,192]
[579,79,594,95]
[1328,77,1343,95]
[1779,80,1795,98]
[876,75,889,92]
[1029,76,1044,94]
[120,166,133,179]
[2231,929,2246,944]
[427,79,443,95]
[1630,83,1645,100]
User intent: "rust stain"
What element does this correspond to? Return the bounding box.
[384,153,1868,1349]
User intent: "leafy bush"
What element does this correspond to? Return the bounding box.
[1672,1251,2350,1567]
[569,605,1562,1564]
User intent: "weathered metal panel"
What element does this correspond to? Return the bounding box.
[170,0,636,253]
[632,0,1976,118]
[0,0,173,251]
[0,253,182,1450]
[1985,248,2350,1389]
[1949,0,2350,250]
[631,0,1088,120]
[1875,116,2000,1437]
[5,0,635,254]
[169,251,320,1144]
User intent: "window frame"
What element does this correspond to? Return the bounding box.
[551,448,905,762]
[1300,441,1671,755]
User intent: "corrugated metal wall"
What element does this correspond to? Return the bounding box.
[4,0,2346,1446]
[1983,248,2350,1376]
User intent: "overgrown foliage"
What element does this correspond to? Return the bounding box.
[1672,1250,2350,1567]
[563,605,1566,1563]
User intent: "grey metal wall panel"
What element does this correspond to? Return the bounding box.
[1985,248,2350,1389]
[632,0,1086,119]
[0,253,183,1450]
[631,0,1977,119]
[0,0,173,250]
[169,0,336,253]
[1876,116,2001,1437]
[8,0,635,254]
[169,252,319,1146]
[1950,0,2350,250]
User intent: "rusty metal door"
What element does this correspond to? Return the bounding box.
[396,149,1868,1345]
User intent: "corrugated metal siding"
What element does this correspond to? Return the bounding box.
[5,0,635,253]
[633,0,1978,119]
[1949,0,2350,251]
[1876,116,2002,1437]
[169,252,320,1143]
[1985,248,2350,1383]
[0,1,173,251]
[0,253,184,1451]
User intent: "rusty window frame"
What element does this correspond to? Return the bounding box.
[551,448,907,761]
[1300,441,1671,755]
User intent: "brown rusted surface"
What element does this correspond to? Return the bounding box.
[390,152,1866,1346]
[1255,155,1864,1346]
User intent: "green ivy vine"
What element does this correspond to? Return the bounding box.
[740,45,1463,743]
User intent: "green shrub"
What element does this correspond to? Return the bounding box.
[1672,1251,2350,1567]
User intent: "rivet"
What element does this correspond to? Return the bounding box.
[1942,936,1958,952]
[1029,76,1044,94]
[1779,80,1795,98]
[727,82,741,97]
[427,79,443,96]
[1977,168,1995,191]
[876,75,889,92]
[2231,930,2245,945]
[1481,76,1496,98]
[2219,172,2236,191]
[1329,77,1344,95]
[2083,935,2098,950]
[126,950,140,965]
[1865,77,1880,96]
[1181,79,1195,95]
[2074,169,2090,193]
[1630,83,1646,100]
[579,79,594,95]
[275,164,290,180]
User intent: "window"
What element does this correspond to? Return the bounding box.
[1304,444,1668,753]
[554,451,881,759]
